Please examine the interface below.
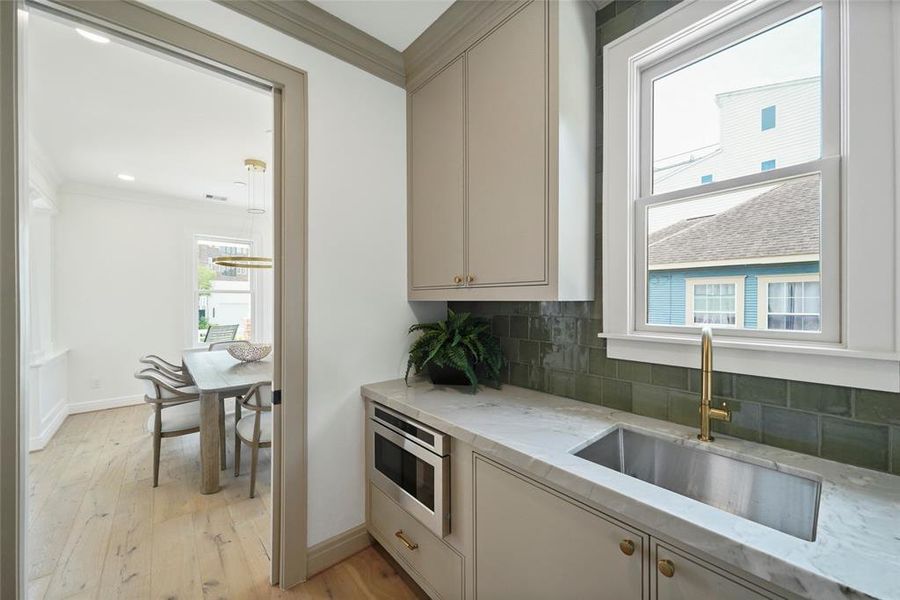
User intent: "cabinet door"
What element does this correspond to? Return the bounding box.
[466,1,548,287]
[409,57,465,290]
[653,543,781,600]
[475,457,645,600]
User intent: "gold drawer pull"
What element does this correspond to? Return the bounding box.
[657,559,675,578]
[453,275,463,285]
[466,274,475,283]
[619,539,635,556]
[395,530,418,551]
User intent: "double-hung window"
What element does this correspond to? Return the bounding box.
[602,1,900,391]
[194,236,254,344]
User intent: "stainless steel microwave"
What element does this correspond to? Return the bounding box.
[367,403,450,537]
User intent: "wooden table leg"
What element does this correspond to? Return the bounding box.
[200,390,221,494]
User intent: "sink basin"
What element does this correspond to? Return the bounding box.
[573,427,821,541]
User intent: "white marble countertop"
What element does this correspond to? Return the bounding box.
[361,379,900,600]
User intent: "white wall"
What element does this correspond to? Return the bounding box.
[144,0,447,547]
[54,187,266,411]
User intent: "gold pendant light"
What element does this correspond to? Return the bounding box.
[213,158,272,269]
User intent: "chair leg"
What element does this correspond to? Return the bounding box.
[153,407,162,488]
[234,401,242,477]
[250,442,259,498]
[219,397,227,470]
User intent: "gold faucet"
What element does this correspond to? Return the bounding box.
[698,327,731,442]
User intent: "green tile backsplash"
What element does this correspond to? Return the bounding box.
[447,0,899,476]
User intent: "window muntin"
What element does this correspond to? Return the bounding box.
[196,237,253,343]
[635,1,839,343]
[650,8,822,195]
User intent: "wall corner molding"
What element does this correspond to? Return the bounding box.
[307,523,372,576]
[215,0,405,87]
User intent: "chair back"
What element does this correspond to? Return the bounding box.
[134,368,196,404]
[204,324,239,343]
[241,382,273,412]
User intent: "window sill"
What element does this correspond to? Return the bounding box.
[601,332,900,392]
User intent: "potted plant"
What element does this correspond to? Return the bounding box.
[405,309,504,393]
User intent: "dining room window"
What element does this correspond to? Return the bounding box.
[195,237,253,343]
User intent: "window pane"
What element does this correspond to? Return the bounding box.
[646,175,821,331]
[652,8,822,194]
[197,239,253,342]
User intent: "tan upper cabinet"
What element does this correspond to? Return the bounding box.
[408,57,466,290]
[407,0,595,301]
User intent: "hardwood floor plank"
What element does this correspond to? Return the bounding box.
[192,505,262,600]
[150,513,203,600]
[96,479,154,599]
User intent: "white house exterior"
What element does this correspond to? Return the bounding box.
[654,77,821,193]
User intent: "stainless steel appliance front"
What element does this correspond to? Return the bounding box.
[368,403,451,537]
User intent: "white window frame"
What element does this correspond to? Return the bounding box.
[757,273,820,332]
[686,276,745,329]
[602,0,900,392]
[191,234,257,348]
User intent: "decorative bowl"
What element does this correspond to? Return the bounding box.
[227,342,272,363]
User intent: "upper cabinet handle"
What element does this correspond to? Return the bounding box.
[453,275,463,285]
[466,274,475,283]
[657,559,675,578]
[619,539,635,556]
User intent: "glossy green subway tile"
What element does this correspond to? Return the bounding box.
[577,318,604,347]
[688,369,734,398]
[711,399,761,443]
[601,378,632,411]
[855,389,900,425]
[789,381,851,417]
[821,417,889,471]
[509,315,529,339]
[575,374,604,405]
[761,406,818,455]
[617,360,653,385]
[549,370,575,399]
[632,383,668,419]
[589,348,617,377]
[509,362,529,388]
[499,337,517,364]
[892,427,900,475]
[651,364,689,390]
[541,343,574,371]
[518,340,540,365]
[735,375,788,406]
[667,390,697,427]
[529,317,551,342]
[492,315,510,338]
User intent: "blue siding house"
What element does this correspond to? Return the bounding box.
[648,176,821,332]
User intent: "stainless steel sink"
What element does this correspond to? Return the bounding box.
[573,427,821,541]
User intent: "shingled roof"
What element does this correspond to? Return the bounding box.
[648,176,820,267]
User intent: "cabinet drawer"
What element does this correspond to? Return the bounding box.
[369,483,464,600]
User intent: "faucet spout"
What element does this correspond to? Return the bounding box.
[698,326,730,442]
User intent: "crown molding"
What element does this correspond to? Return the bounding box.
[215,0,405,87]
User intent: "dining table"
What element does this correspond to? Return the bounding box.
[182,349,273,494]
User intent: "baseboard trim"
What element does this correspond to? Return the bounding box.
[307,524,371,577]
[29,400,69,451]
[68,394,144,415]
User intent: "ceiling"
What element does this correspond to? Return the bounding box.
[309,0,454,51]
[27,11,272,206]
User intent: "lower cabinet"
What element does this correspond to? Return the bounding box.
[474,456,647,599]
[653,542,781,600]
[369,483,464,600]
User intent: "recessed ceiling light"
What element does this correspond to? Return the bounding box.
[76,28,110,44]
[117,173,135,182]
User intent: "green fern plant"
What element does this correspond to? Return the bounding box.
[405,309,504,393]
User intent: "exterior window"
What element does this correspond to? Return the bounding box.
[761,105,776,130]
[634,3,838,337]
[686,278,744,328]
[759,276,821,332]
[195,237,253,343]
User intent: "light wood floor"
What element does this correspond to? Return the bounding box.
[27,404,419,600]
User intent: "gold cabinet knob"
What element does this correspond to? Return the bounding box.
[466,274,475,283]
[453,275,463,285]
[619,539,635,556]
[657,559,675,578]
[394,530,418,551]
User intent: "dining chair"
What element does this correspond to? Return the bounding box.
[233,381,272,498]
[203,323,240,344]
[134,367,201,487]
[206,340,251,469]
